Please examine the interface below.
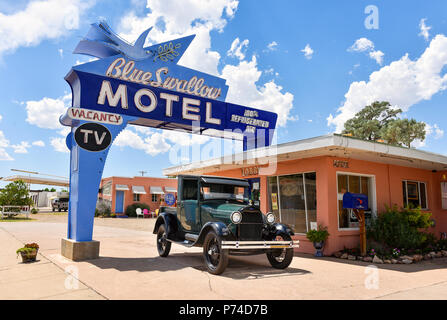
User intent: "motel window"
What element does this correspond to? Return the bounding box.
[102,183,112,196]
[152,194,158,202]
[402,181,428,210]
[337,174,374,229]
[267,172,317,234]
[133,193,140,202]
[441,182,447,210]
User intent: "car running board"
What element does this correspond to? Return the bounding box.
[167,239,196,247]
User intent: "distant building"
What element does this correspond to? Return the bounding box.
[98,176,177,214]
[29,190,57,208]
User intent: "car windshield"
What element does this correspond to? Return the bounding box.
[201,183,249,203]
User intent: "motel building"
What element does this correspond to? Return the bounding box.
[163,134,447,255]
[98,176,177,214]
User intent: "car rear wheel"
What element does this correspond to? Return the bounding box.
[156,224,171,257]
[266,233,294,269]
[203,231,228,275]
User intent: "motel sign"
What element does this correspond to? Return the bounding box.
[59,21,278,252]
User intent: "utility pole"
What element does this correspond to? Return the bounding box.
[138,170,147,177]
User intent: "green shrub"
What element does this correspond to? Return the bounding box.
[125,202,151,217]
[31,208,39,214]
[367,205,434,251]
[96,202,112,217]
[306,225,329,243]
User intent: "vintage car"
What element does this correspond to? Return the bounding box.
[153,175,299,274]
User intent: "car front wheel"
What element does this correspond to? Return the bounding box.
[156,224,171,257]
[203,231,228,275]
[266,233,294,269]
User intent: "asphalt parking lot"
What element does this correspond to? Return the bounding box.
[1,213,447,300]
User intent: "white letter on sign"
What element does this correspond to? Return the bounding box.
[80,129,93,143]
[94,131,107,145]
[134,88,157,113]
[97,80,128,109]
[160,92,179,117]
[182,97,200,121]
[205,102,220,125]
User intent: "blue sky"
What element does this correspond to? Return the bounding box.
[1,0,447,189]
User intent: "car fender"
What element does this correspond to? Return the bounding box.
[153,212,178,237]
[272,223,294,237]
[195,222,231,246]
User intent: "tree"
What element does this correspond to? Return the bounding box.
[342,101,401,141]
[342,101,426,148]
[381,119,426,148]
[0,180,33,208]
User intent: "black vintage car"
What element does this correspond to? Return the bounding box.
[153,175,299,274]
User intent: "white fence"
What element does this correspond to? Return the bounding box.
[0,206,30,219]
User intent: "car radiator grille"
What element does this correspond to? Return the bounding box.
[238,211,263,241]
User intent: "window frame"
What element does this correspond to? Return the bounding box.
[336,172,377,231]
[133,193,140,202]
[402,180,428,210]
[151,194,158,203]
[268,171,316,235]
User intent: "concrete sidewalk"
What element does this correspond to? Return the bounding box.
[1,220,447,300]
[0,227,105,300]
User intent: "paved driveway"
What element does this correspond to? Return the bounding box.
[1,215,447,300]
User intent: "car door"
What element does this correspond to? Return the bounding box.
[178,178,200,233]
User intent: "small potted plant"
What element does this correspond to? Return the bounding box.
[306,225,329,257]
[16,243,39,263]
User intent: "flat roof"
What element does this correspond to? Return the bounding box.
[163,134,447,176]
[1,175,69,187]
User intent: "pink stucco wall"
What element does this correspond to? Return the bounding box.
[207,156,447,255]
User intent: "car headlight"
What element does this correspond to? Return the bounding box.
[266,212,275,224]
[231,211,242,224]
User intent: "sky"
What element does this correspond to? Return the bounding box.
[1,0,447,189]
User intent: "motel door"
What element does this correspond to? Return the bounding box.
[247,178,261,207]
[115,191,124,214]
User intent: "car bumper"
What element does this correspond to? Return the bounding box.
[221,240,299,250]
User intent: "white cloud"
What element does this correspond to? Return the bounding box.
[25,94,70,130]
[426,123,444,139]
[267,41,278,51]
[348,37,384,65]
[118,0,239,76]
[32,140,45,147]
[0,130,9,148]
[0,0,92,56]
[119,0,295,129]
[348,38,374,52]
[419,18,431,41]
[0,148,13,161]
[369,50,384,65]
[50,137,69,153]
[227,38,249,60]
[221,56,294,126]
[0,130,13,160]
[58,48,64,58]
[329,34,447,132]
[114,129,171,156]
[0,114,2,122]
[301,44,314,60]
[11,141,30,154]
